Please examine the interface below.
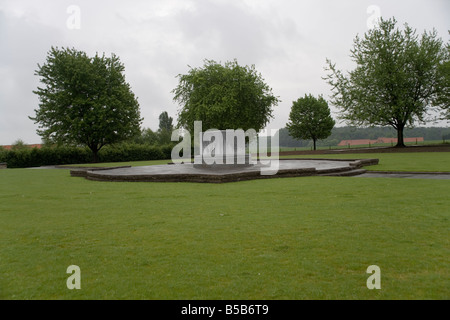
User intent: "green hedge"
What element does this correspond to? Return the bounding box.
[0,144,174,168]
[98,144,174,163]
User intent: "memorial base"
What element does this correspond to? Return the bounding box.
[193,154,253,169]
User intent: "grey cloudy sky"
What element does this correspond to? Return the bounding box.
[0,0,449,145]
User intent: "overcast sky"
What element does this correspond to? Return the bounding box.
[0,0,448,145]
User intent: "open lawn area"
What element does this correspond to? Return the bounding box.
[281,152,450,173]
[1,155,449,299]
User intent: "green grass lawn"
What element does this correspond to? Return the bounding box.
[281,152,450,172]
[1,164,449,299]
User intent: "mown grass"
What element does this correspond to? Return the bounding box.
[0,167,449,299]
[281,152,450,172]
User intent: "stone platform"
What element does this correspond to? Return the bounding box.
[70,158,379,183]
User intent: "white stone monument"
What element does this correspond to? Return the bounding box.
[194,129,254,169]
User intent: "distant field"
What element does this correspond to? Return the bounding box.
[279,140,448,152]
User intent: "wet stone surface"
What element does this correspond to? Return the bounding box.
[78,159,375,183]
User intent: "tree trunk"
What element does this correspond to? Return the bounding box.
[92,151,99,163]
[313,138,317,151]
[396,124,406,147]
[89,145,100,163]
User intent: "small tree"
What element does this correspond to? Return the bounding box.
[173,59,279,133]
[286,94,335,150]
[157,111,174,145]
[158,111,174,132]
[324,17,448,147]
[11,139,28,151]
[30,47,142,162]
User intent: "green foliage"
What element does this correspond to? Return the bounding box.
[0,144,172,168]
[156,129,173,146]
[157,111,175,145]
[286,94,335,150]
[30,47,142,161]
[433,41,450,120]
[11,139,28,151]
[0,146,91,168]
[158,111,174,132]
[130,111,175,146]
[132,128,159,145]
[173,59,279,133]
[325,17,448,146]
[98,143,170,163]
[132,127,176,147]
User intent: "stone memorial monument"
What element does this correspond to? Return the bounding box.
[193,129,254,169]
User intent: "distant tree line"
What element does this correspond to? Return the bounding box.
[131,111,175,146]
[278,126,450,148]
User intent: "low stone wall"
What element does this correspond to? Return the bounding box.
[286,158,379,168]
[85,167,318,183]
[77,158,381,183]
[69,166,131,178]
[0,163,7,169]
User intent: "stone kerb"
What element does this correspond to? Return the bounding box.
[69,166,131,177]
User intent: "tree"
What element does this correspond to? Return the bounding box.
[11,139,27,151]
[132,128,158,145]
[286,94,335,150]
[157,111,174,145]
[172,59,279,133]
[433,41,450,120]
[324,17,448,147]
[30,47,142,162]
[158,111,174,132]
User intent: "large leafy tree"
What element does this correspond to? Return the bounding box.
[286,94,335,150]
[172,59,279,133]
[324,17,448,147]
[30,47,142,161]
[433,41,450,120]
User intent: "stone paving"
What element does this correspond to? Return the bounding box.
[78,159,378,183]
